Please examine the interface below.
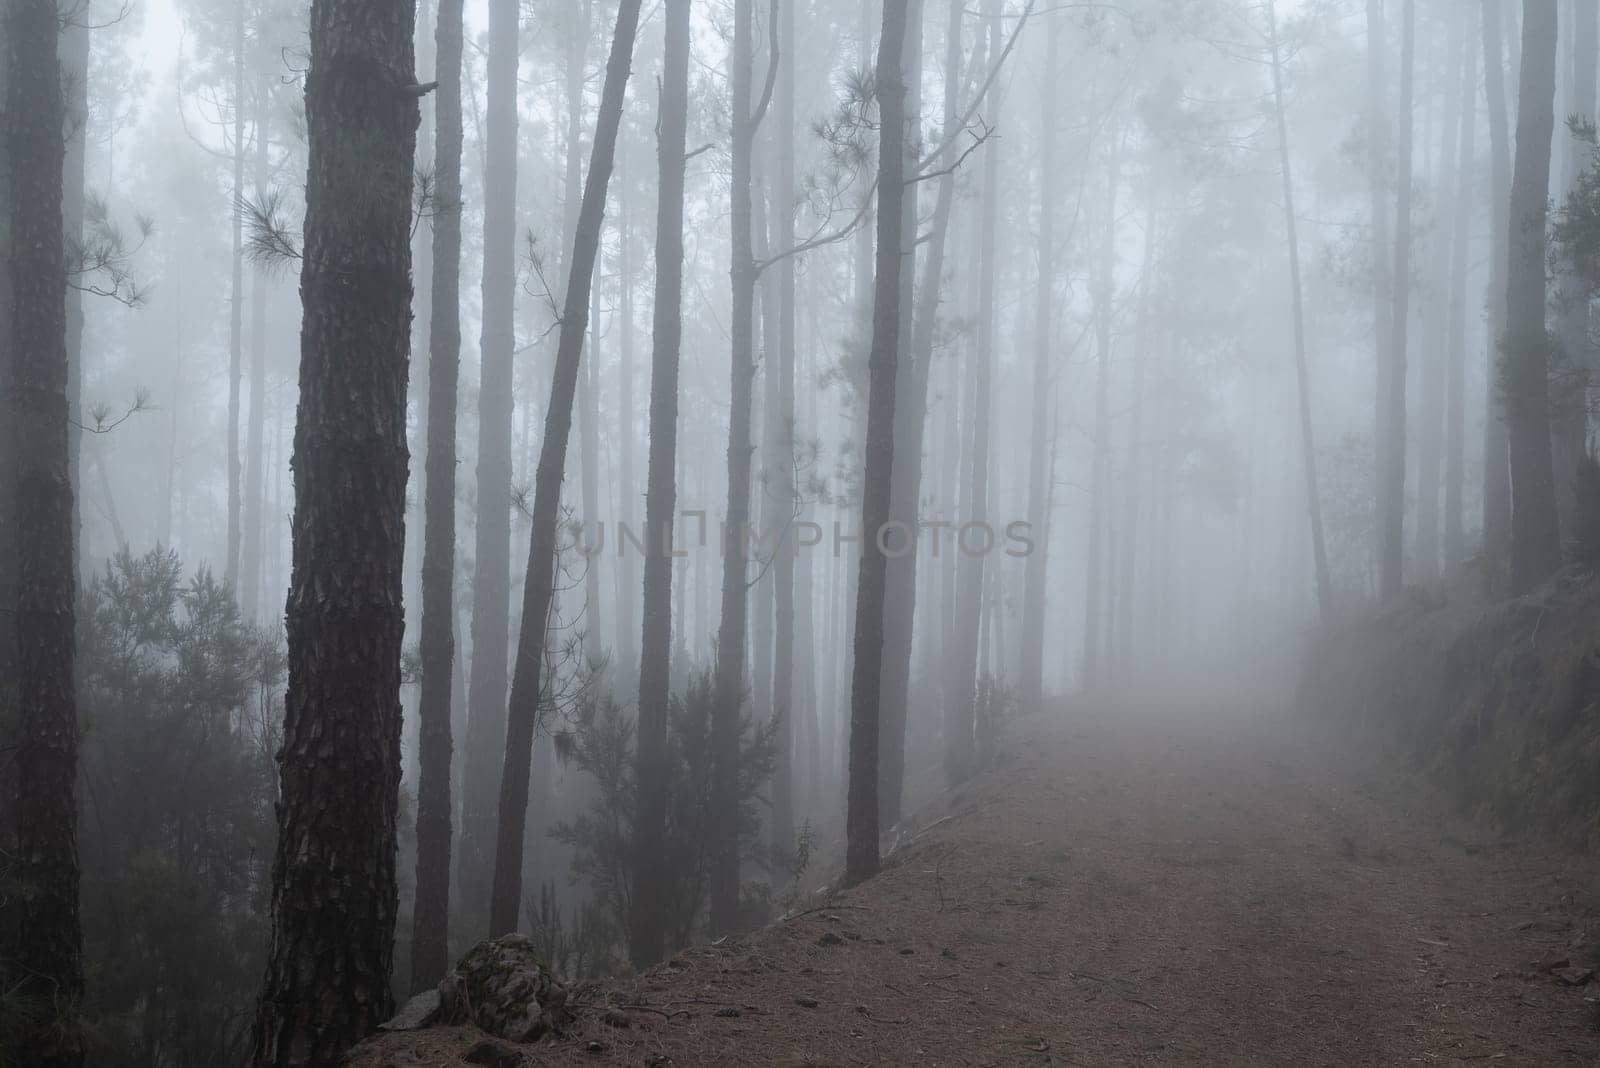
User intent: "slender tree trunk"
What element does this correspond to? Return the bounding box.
[458,0,519,939]
[946,0,998,785]
[1378,0,1415,600]
[1553,0,1596,527]
[710,0,770,933]
[410,0,464,993]
[1117,205,1158,673]
[242,89,272,620]
[627,0,689,971]
[877,0,925,834]
[1268,0,1333,621]
[1505,0,1560,590]
[251,0,419,1058]
[4,1,84,1060]
[488,0,642,936]
[226,7,245,589]
[1416,9,1465,580]
[846,0,910,889]
[1482,0,1513,563]
[616,145,637,679]
[1365,0,1393,592]
[1082,137,1121,685]
[1444,11,1478,571]
[1019,10,1055,710]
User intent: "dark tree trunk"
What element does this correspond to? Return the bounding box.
[1553,0,1596,528]
[709,0,766,934]
[0,0,14,904]
[3,1,84,1062]
[488,0,643,936]
[846,0,910,889]
[1019,10,1055,710]
[458,0,518,940]
[251,0,419,1061]
[1504,0,1560,590]
[946,0,999,786]
[628,0,690,970]
[1482,0,1513,563]
[409,0,464,994]
[1267,0,1332,621]
[1379,0,1415,600]
[1444,10,1478,570]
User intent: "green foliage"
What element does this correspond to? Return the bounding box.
[75,548,282,1067]
[548,670,777,972]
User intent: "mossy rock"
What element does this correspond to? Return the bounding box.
[437,934,572,1042]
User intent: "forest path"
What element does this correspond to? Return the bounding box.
[380,695,1600,1066]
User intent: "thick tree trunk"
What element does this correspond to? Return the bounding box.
[946,0,999,785]
[458,0,518,940]
[251,0,419,1059]
[1378,0,1415,600]
[488,0,642,937]
[0,0,14,906]
[4,1,84,1061]
[1267,0,1333,621]
[1481,0,1513,563]
[846,0,910,889]
[62,16,85,561]
[409,0,463,994]
[1553,0,1596,529]
[1018,11,1055,710]
[616,146,637,679]
[1443,14,1478,571]
[1504,0,1560,590]
[627,0,689,970]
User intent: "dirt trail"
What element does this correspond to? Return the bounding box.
[370,697,1600,1066]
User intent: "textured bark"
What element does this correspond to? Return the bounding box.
[1378,0,1415,601]
[488,0,642,936]
[0,0,14,889]
[846,0,909,889]
[946,0,999,787]
[62,14,85,560]
[4,1,83,1061]
[1443,17,1478,571]
[1267,0,1332,622]
[458,0,518,940]
[877,0,923,834]
[242,88,272,620]
[250,0,419,1059]
[1504,0,1560,591]
[628,0,690,970]
[1481,0,1512,562]
[710,0,763,934]
[410,0,463,994]
[1018,10,1055,710]
[1553,0,1595,529]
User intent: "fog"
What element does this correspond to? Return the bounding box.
[6,0,1596,1062]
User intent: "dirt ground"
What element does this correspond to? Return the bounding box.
[355,694,1600,1066]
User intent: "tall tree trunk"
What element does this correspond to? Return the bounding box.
[458,0,518,940]
[62,14,86,561]
[1267,0,1333,621]
[251,0,419,1058]
[1444,11,1478,571]
[1365,0,1393,592]
[946,0,999,785]
[4,1,83,1061]
[488,0,643,936]
[846,0,910,889]
[1082,136,1121,686]
[1416,9,1465,580]
[1379,0,1415,600]
[877,0,924,834]
[410,0,464,993]
[1481,0,1513,563]
[1117,205,1158,674]
[616,145,637,679]
[1553,0,1596,527]
[0,0,14,924]
[1504,0,1560,590]
[226,6,245,589]
[242,89,272,620]
[1019,9,1055,710]
[628,0,690,970]
[709,0,768,934]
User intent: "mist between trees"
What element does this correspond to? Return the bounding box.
[6,0,1600,1063]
